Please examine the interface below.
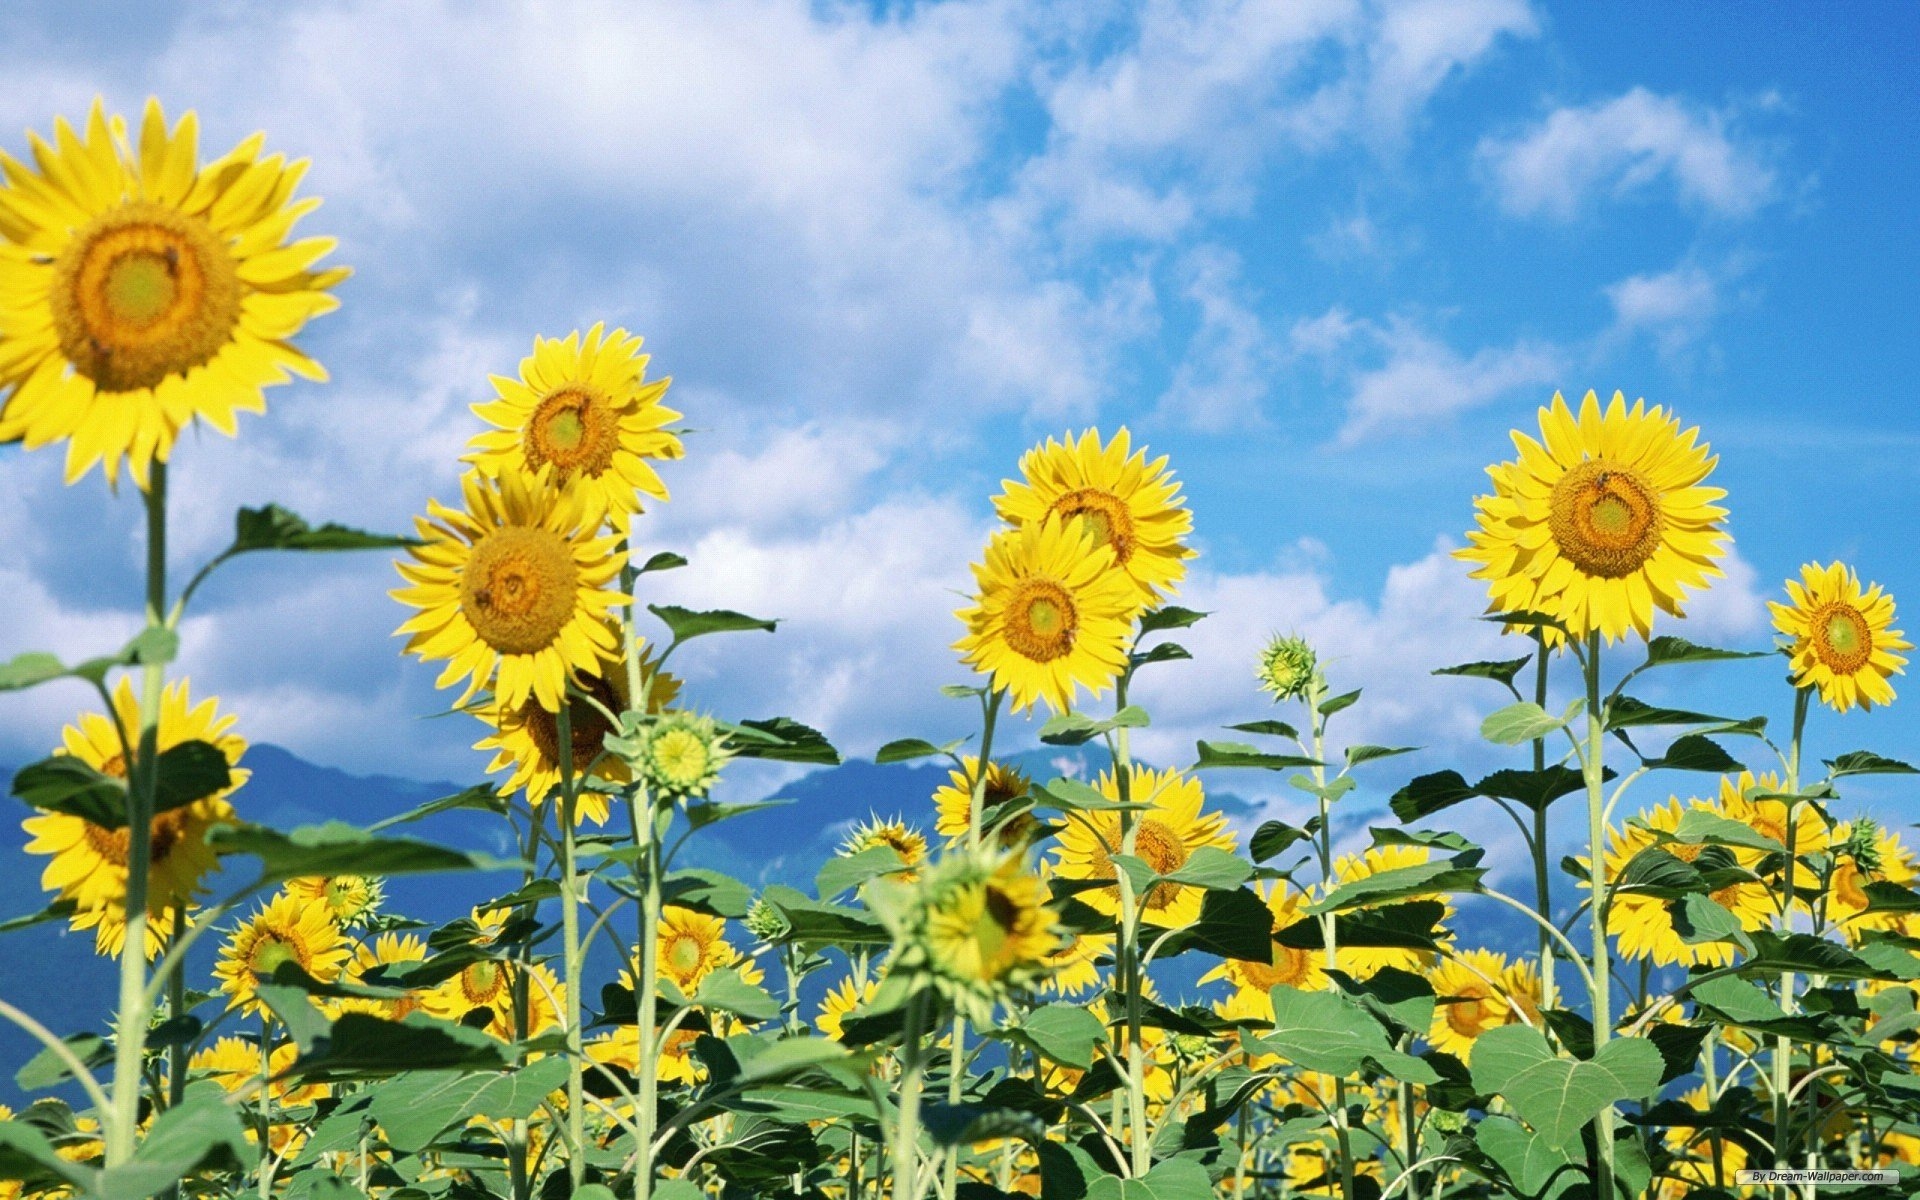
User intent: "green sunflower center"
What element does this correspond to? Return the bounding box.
[524,386,618,477]
[460,526,581,655]
[52,201,242,392]
[1005,580,1076,663]
[1814,604,1872,674]
[1050,488,1134,564]
[462,961,504,1003]
[249,936,299,979]
[1547,460,1665,579]
[665,933,705,979]
[649,729,711,790]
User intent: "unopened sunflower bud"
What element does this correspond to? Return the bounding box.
[1257,633,1319,702]
[744,897,789,943]
[1844,817,1884,874]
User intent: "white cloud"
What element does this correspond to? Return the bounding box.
[1603,262,1723,360]
[1363,0,1539,133]
[1480,87,1776,220]
[1155,247,1276,432]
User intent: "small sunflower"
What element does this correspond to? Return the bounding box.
[815,975,883,1041]
[284,874,383,930]
[890,849,1060,1021]
[22,677,247,958]
[392,468,629,713]
[1038,927,1111,997]
[1770,561,1911,713]
[466,324,682,530]
[213,891,348,1015]
[647,906,762,996]
[190,1037,325,1107]
[1829,820,1917,939]
[953,514,1138,715]
[1600,797,1774,968]
[474,642,680,826]
[932,756,1037,847]
[1458,390,1728,643]
[994,427,1195,605]
[1325,845,1457,977]
[0,99,345,486]
[839,815,929,881]
[1711,769,1827,895]
[587,1024,709,1086]
[1198,881,1328,1010]
[1050,765,1236,929]
[330,931,428,1021]
[1425,948,1541,1063]
[422,958,563,1042]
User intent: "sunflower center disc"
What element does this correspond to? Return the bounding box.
[666,935,704,978]
[1445,987,1495,1037]
[250,937,298,978]
[1133,817,1190,911]
[84,811,184,866]
[52,201,243,393]
[651,730,710,789]
[460,526,580,655]
[524,386,618,476]
[1050,488,1135,564]
[1547,460,1665,578]
[522,672,620,773]
[464,961,502,1002]
[1006,580,1077,662]
[1815,604,1873,674]
[1238,944,1312,991]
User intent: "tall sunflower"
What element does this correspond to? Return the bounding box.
[932,756,1037,847]
[213,891,348,1015]
[993,428,1194,605]
[1425,948,1541,1063]
[392,468,629,713]
[1325,844,1456,977]
[954,514,1137,715]
[473,641,680,826]
[1197,881,1329,1011]
[1770,562,1911,713]
[22,677,247,958]
[1600,798,1774,968]
[466,324,682,530]
[1458,390,1727,643]
[0,99,345,486]
[1050,765,1236,929]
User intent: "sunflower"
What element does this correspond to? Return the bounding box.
[1458,390,1727,643]
[0,99,344,486]
[1425,948,1541,1062]
[646,906,762,997]
[1770,561,1911,713]
[466,324,682,530]
[1051,765,1236,929]
[839,815,929,882]
[392,468,629,713]
[932,757,1038,847]
[1038,927,1110,997]
[423,958,563,1042]
[22,677,247,958]
[886,849,1059,1021]
[1711,769,1827,895]
[586,1024,708,1086]
[284,874,383,929]
[191,1037,325,1108]
[1655,1088,1749,1198]
[622,710,731,800]
[815,975,883,1041]
[1828,820,1917,939]
[1256,633,1319,703]
[1325,845,1457,977]
[213,891,348,1015]
[1601,798,1774,968]
[994,427,1194,606]
[1198,881,1328,1010]
[953,514,1137,715]
[474,642,680,826]
[330,931,428,1021]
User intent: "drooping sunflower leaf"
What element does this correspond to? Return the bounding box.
[1480,702,1566,746]
[1638,636,1767,669]
[1345,744,1416,768]
[1825,751,1919,778]
[874,738,945,764]
[1432,655,1533,687]
[1192,741,1320,771]
[1318,688,1362,716]
[364,784,505,832]
[1388,770,1477,822]
[1249,819,1318,863]
[1469,1025,1662,1150]
[232,504,416,553]
[1039,707,1149,747]
[1137,606,1209,634]
[724,716,839,765]
[648,604,778,643]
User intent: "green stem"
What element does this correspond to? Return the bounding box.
[107,460,168,1167]
[891,991,931,1200]
[1531,634,1558,1015]
[1581,631,1616,1196]
[555,701,586,1191]
[630,789,664,1200]
[1305,674,1357,1200]
[1110,673,1150,1177]
[1773,687,1809,1198]
[967,691,1004,850]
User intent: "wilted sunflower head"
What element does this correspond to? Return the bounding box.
[1256,633,1318,703]
[881,847,1060,1023]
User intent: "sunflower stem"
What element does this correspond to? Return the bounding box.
[1109,671,1151,1177]
[1304,672,1357,1200]
[1530,632,1558,1018]
[967,689,1004,850]
[1773,686,1810,1199]
[1581,631,1617,1196]
[555,700,587,1192]
[629,789,664,1200]
[108,460,167,1168]
[167,903,187,1111]
[891,989,932,1200]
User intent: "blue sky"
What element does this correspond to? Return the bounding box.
[1,1,1916,835]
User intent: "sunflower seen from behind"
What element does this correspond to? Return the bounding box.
[932,756,1038,847]
[994,427,1194,606]
[1050,764,1235,930]
[1458,389,1727,643]
[0,99,345,486]
[467,324,682,530]
[392,468,628,713]
[954,514,1136,715]
[1770,561,1911,713]
[22,676,247,958]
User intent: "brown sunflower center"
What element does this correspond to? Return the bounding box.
[460,526,580,655]
[461,961,505,1004]
[82,810,185,868]
[51,201,243,393]
[1237,944,1314,991]
[1004,580,1077,663]
[664,933,706,980]
[1811,603,1872,675]
[1547,461,1665,579]
[520,670,621,773]
[1091,817,1190,912]
[1049,488,1135,564]
[1444,985,1497,1037]
[524,386,619,476]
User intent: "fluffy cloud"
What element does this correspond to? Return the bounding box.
[1154,247,1277,432]
[1479,87,1776,220]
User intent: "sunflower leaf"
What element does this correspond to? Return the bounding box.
[724,716,839,764]
[1667,809,1783,854]
[1639,636,1769,669]
[1345,744,1416,768]
[1318,688,1362,716]
[1256,985,1438,1084]
[692,968,780,1022]
[1002,1004,1107,1070]
[232,504,417,552]
[815,846,908,901]
[364,784,506,832]
[1192,741,1321,771]
[1644,734,1743,774]
[1137,606,1209,635]
[1469,1025,1661,1150]
[637,551,689,574]
[209,821,523,882]
[1226,719,1301,740]
[1433,655,1533,687]
[1480,702,1565,746]
[1388,770,1478,822]
[1249,819,1318,863]
[1159,845,1253,891]
[648,604,778,643]
[874,738,945,764]
[1308,860,1485,914]
[1825,751,1919,778]
[10,755,126,828]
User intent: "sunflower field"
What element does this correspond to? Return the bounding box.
[3,97,1919,1200]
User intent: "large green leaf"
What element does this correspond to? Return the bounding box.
[366,1058,570,1153]
[231,504,415,552]
[816,846,911,900]
[874,738,946,764]
[209,821,521,881]
[1192,741,1320,771]
[691,968,780,1022]
[286,1012,516,1081]
[1256,985,1437,1083]
[1433,655,1533,687]
[10,741,230,830]
[14,1034,109,1093]
[1645,734,1743,774]
[1083,1157,1214,1200]
[1309,859,1484,914]
[1469,1025,1662,1150]
[1825,751,1919,778]
[659,868,754,919]
[725,716,840,765]
[0,630,176,696]
[1638,636,1767,669]
[1475,1114,1580,1198]
[1005,1004,1106,1071]
[1668,809,1783,854]
[1344,743,1416,768]
[94,1083,255,1200]
[364,784,505,832]
[1248,818,1318,863]
[1156,845,1252,891]
[1481,702,1566,746]
[648,604,778,642]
